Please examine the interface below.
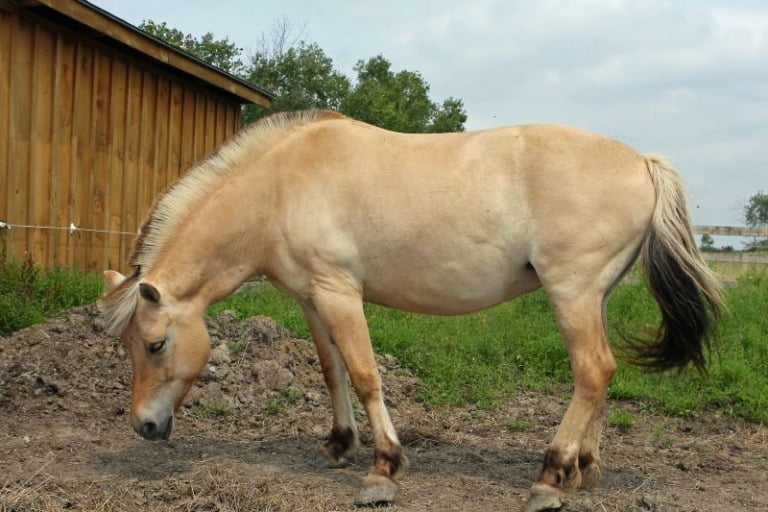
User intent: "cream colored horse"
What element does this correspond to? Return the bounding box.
[99,110,722,511]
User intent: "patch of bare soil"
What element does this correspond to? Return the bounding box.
[1,306,766,512]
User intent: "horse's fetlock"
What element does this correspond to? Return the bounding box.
[539,447,581,489]
[323,425,358,465]
[578,453,595,469]
[374,442,406,478]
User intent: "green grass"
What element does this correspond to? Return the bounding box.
[606,272,768,421]
[0,257,103,334]
[505,419,535,431]
[212,272,768,422]
[606,409,636,430]
[192,401,233,419]
[266,387,302,415]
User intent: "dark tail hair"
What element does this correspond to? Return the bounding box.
[625,155,723,373]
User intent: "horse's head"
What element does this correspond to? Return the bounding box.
[100,270,211,441]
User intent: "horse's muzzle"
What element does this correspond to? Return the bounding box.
[134,415,173,441]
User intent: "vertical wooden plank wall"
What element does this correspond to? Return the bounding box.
[5,10,33,264]
[0,7,10,261]
[0,4,243,271]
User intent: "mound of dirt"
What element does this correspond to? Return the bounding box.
[0,306,766,511]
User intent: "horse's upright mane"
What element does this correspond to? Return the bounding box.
[98,109,345,336]
[132,109,345,271]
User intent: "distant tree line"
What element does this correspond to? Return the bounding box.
[139,20,467,133]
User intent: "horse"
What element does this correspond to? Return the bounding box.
[98,110,722,511]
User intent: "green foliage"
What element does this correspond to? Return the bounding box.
[0,258,102,334]
[242,42,351,124]
[341,55,467,133]
[138,21,245,76]
[699,233,715,252]
[744,191,768,250]
[744,190,768,228]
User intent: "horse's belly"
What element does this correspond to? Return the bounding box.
[362,255,540,315]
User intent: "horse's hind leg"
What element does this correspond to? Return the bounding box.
[525,291,616,512]
[309,286,407,506]
[577,398,607,489]
[301,304,360,467]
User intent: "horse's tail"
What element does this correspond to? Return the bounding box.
[627,155,724,373]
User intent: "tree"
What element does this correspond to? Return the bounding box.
[243,42,351,123]
[744,191,768,229]
[138,21,245,76]
[699,233,715,252]
[341,56,466,133]
[743,191,768,250]
[429,98,469,133]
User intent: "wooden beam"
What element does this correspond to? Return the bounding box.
[702,252,768,264]
[694,225,768,237]
[26,0,272,107]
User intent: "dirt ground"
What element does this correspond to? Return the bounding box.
[1,306,766,512]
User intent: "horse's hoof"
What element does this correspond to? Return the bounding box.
[523,491,563,512]
[355,474,398,507]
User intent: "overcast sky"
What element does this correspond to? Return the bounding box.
[93,0,767,231]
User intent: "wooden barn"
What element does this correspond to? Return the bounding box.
[0,0,274,271]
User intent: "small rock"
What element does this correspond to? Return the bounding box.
[253,360,294,392]
[209,344,231,365]
[630,495,657,511]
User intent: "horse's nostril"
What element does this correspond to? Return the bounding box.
[140,421,158,438]
[134,416,173,441]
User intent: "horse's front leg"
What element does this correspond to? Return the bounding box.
[525,293,616,512]
[301,304,359,467]
[309,285,408,506]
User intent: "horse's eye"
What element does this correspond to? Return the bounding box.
[147,338,167,355]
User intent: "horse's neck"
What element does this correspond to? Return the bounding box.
[147,214,267,308]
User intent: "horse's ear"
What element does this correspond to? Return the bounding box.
[139,282,162,304]
[103,270,126,292]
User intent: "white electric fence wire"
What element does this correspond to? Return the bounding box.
[0,220,138,236]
